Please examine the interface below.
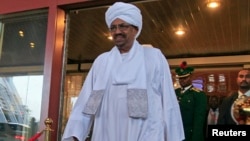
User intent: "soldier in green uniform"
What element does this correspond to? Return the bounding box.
[175,61,207,141]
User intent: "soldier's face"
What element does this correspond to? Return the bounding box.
[179,76,192,87]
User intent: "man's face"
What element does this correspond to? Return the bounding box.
[109,18,138,53]
[209,96,219,109]
[237,69,250,90]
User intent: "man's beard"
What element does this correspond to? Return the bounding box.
[240,81,250,90]
[240,85,250,90]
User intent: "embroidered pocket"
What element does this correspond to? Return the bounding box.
[127,89,148,118]
[82,90,105,115]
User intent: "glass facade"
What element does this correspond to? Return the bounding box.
[0,10,47,141]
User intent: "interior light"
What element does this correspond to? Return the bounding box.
[206,0,221,8]
[107,35,113,40]
[30,42,35,48]
[19,30,24,37]
[175,29,185,35]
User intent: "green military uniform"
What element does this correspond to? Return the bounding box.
[175,86,207,141]
[175,61,207,141]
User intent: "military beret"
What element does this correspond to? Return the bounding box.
[175,61,194,78]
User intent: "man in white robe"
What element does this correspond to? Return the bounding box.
[61,2,184,141]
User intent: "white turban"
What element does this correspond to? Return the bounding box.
[105,2,142,38]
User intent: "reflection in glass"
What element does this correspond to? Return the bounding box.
[218,74,225,82]
[208,74,215,82]
[0,75,43,140]
[0,11,47,67]
[61,74,86,136]
[207,83,215,92]
[0,10,47,141]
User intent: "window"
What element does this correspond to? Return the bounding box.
[0,10,48,139]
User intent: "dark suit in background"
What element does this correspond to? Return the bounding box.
[217,69,250,125]
[217,92,238,125]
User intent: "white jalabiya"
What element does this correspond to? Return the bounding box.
[61,41,184,141]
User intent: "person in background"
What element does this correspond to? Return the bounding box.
[175,61,207,141]
[207,95,220,125]
[217,68,250,125]
[61,2,184,141]
[29,117,38,138]
[204,95,220,140]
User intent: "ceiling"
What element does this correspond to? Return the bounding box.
[66,0,250,65]
[0,0,249,74]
